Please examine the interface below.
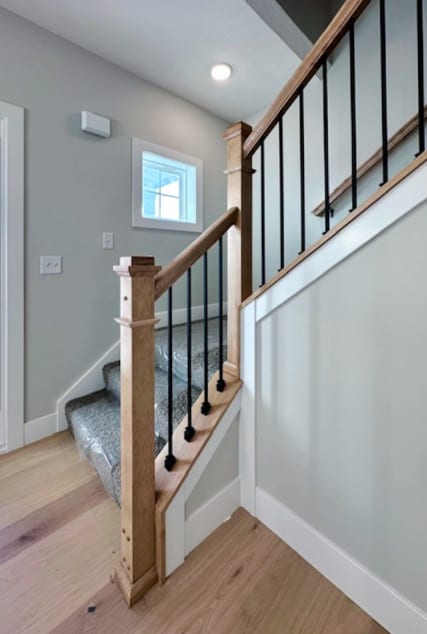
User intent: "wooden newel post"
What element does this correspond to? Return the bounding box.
[223,122,253,378]
[113,256,161,607]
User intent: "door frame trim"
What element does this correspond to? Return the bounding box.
[0,100,24,453]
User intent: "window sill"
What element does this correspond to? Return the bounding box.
[132,217,203,233]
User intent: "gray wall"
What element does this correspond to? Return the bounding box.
[275,0,345,44]
[276,0,332,43]
[0,8,229,422]
[186,419,239,518]
[249,0,427,288]
[256,199,427,612]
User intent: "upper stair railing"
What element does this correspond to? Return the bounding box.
[242,0,426,298]
[113,0,426,607]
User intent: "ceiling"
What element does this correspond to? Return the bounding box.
[0,0,303,122]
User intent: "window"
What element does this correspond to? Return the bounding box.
[132,138,203,232]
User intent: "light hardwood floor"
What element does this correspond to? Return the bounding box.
[0,432,387,633]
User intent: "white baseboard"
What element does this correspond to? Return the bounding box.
[55,302,227,433]
[185,477,241,557]
[256,487,427,634]
[24,412,57,445]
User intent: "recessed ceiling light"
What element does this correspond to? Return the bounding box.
[211,63,233,81]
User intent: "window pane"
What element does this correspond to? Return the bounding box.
[160,195,180,220]
[143,190,157,218]
[160,171,180,198]
[143,164,160,192]
[136,145,200,230]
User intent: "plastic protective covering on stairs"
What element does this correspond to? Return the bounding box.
[65,318,226,505]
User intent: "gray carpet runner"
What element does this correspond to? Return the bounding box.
[66,317,226,505]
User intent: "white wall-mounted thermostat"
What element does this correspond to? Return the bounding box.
[81,111,111,138]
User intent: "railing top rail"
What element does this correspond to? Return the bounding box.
[154,206,239,300]
[243,0,372,159]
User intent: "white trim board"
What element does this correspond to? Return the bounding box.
[0,100,25,453]
[165,390,241,577]
[254,161,427,324]
[239,301,256,516]
[256,488,427,634]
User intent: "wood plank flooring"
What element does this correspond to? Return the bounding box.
[0,432,387,633]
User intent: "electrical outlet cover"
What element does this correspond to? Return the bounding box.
[40,256,62,275]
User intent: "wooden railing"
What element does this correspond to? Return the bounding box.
[114,122,252,606]
[243,0,372,159]
[241,0,426,292]
[154,206,238,300]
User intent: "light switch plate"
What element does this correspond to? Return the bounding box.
[40,256,62,275]
[103,232,114,249]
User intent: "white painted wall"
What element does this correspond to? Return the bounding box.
[249,0,427,288]
[0,8,229,424]
[253,195,427,615]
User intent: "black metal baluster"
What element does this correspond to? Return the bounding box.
[201,252,211,415]
[164,286,176,471]
[260,141,266,286]
[379,0,389,185]
[278,117,285,270]
[417,0,425,155]
[299,91,306,254]
[184,268,195,442]
[217,237,226,393]
[349,20,358,211]
[322,58,331,234]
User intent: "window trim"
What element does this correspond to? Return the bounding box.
[132,138,203,233]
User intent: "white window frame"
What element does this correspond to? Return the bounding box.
[0,100,24,454]
[132,138,203,233]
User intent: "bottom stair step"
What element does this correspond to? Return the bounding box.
[66,368,201,505]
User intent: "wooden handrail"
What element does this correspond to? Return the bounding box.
[312,106,427,216]
[243,0,372,159]
[154,206,239,300]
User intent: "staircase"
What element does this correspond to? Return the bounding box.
[59,0,426,610]
[65,318,227,505]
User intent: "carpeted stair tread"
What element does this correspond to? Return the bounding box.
[103,361,120,401]
[66,390,165,505]
[66,369,199,505]
[154,369,200,441]
[155,317,227,388]
[102,362,200,427]
[67,390,122,504]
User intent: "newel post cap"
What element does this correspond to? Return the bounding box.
[223,121,252,142]
[113,256,161,277]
